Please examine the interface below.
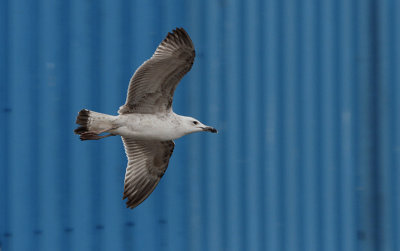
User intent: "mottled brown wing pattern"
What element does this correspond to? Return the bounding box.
[119,28,195,114]
[121,137,175,209]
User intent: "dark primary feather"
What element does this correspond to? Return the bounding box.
[122,138,175,209]
[119,27,195,114]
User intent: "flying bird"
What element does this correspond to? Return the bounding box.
[74,28,217,209]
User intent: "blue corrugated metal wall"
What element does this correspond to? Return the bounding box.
[1,0,399,250]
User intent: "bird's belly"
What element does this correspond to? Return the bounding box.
[113,126,179,141]
[110,114,184,140]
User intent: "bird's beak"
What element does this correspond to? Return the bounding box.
[203,126,218,133]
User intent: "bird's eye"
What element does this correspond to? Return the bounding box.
[193,121,198,125]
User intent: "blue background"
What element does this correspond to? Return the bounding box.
[1,0,400,250]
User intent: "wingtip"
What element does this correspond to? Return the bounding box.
[126,202,135,210]
[174,27,189,37]
[174,27,186,33]
[168,27,190,39]
[156,27,194,57]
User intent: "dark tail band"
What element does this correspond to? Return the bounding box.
[74,109,90,135]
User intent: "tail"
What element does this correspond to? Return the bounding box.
[74,109,116,140]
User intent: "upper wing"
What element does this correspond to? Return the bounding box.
[121,137,175,209]
[118,28,195,114]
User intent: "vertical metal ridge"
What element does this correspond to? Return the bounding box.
[38,0,74,249]
[69,0,98,249]
[263,1,284,250]
[282,0,302,250]
[243,0,263,250]
[275,1,286,249]
[29,3,41,248]
[0,0,10,250]
[58,0,72,250]
[377,0,398,250]
[8,0,40,250]
[320,1,341,251]
[338,1,358,251]
[356,0,384,250]
[393,2,400,250]
[300,1,322,250]
[219,15,229,251]
[258,1,268,250]
[224,0,245,250]
[368,0,382,248]
[204,1,224,251]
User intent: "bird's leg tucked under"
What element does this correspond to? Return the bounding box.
[80,127,117,141]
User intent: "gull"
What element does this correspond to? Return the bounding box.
[74,28,217,209]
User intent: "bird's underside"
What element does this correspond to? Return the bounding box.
[74,27,197,209]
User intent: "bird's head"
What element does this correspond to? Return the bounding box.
[180,116,218,135]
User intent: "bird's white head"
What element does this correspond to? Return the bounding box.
[179,115,218,135]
